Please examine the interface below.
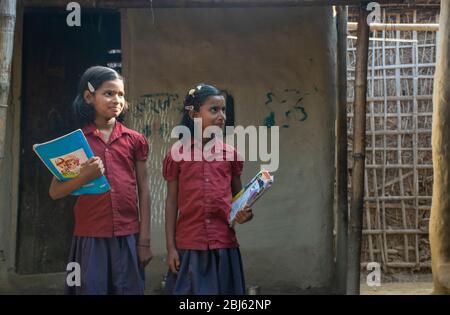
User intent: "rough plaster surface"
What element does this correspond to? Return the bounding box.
[124,7,337,293]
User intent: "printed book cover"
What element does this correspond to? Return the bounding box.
[229,169,274,226]
[33,129,110,195]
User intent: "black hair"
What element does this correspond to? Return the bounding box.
[180,83,223,139]
[72,65,127,127]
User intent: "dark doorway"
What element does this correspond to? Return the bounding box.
[17,9,121,274]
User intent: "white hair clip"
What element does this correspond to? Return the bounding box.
[87,81,95,93]
[197,85,202,91]
[185,105,194,111]
[188,88,196,96]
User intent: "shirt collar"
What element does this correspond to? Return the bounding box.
[81,123,97,135]
[188,136,223,145]
[82,121,131,141]
[188,136,230,153]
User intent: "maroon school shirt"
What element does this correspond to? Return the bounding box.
[73,122,149,237]
[163,138,244,250]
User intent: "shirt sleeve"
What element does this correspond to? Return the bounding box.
[135,134,149,161]
[163,150,180,182]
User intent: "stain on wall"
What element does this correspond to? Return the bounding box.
[128,93,182,226]
[263,89,309,128]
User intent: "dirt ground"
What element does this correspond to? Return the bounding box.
[361,282,433,295]
[360,273,433,295]
[0,272,436,295]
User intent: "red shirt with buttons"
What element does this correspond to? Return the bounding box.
[163,138,244,250]
[73,122,149,237]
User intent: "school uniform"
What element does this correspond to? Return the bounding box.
[65,122,149,295]
[162,138,246,295]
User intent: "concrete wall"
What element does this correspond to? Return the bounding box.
[123,7,337,293]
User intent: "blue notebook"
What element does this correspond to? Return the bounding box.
[33,129,110,195]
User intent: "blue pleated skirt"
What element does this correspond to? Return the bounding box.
[165,248,246,295]
[64,234,145,295]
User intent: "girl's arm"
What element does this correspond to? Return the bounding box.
[136,160,151,243]
[165,180,180,273]
[49,157,104,200]
[136,160,153,267]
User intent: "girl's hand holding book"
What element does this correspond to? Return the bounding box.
[235,205,254,224]
[79,156,105,184]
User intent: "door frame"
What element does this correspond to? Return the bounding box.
[8,6,121,275]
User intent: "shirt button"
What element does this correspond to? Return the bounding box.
[105,148,109,152]
[205,179,209,183]
[111,188,115,193]
[205,219,210,224]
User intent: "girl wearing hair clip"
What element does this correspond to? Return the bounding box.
[163,83,253,295]
[49,66,153,294]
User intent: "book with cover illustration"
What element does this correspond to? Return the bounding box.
[229,169,274,226]
[33,129,110,196]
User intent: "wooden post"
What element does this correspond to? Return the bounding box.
[348,22,439,32]
[335,5,348,295]
[347,4,369,295]
[0,0,16,159]
[430,0,450,295]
